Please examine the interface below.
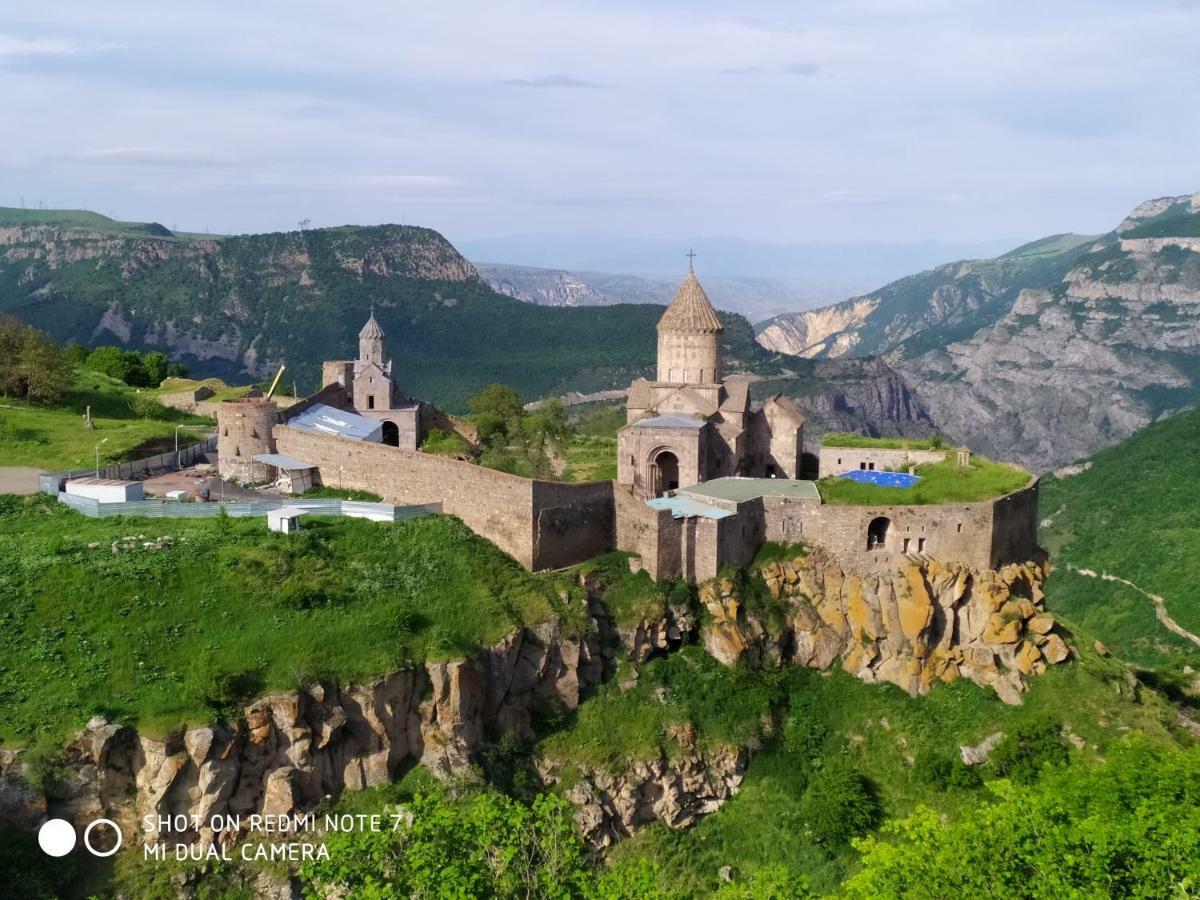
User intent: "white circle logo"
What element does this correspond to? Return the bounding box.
[83,818,123,857]
[38,818,77,857]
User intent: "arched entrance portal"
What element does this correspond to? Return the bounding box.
[866,516,890,551]
[653,451,679,498]
[381,420,400,447]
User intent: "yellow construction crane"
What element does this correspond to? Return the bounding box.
[265,364,287,400]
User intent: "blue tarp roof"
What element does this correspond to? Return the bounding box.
[837,470,920,489]
[646,495,735,520]
[288,404,383,442]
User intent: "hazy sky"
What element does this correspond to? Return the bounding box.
[1,1,1197,246]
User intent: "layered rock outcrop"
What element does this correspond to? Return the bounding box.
[704,551,1069,704]
[538,743,747,849]
[23,618,607,849]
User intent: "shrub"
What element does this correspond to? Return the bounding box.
[800,760,880,845]
[127,393,168,420]
[990,717,1070,783]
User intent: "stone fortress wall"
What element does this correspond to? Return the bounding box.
[817,445,947,477]
[274,424,614,571]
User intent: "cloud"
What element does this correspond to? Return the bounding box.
[500,74,602,89]
[70,146,225,167]
[0,34,84,57]
[784,61,821,76]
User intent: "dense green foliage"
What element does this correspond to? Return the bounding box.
[1039,406,1200,668]
[0,369,210,469]
[816,457,1029,505]
[0,500,582,742]
[302,791,593,898]
[83,344,182,387]
[0,317,73,402]
[606,653,1178,895]
[842,739,1200,899]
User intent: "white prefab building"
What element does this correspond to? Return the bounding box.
[267,506,307,534]
[64,478,144,502]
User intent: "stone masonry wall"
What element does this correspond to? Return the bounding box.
[818,446,946,477]
[275,425,617,571]
[276,425,538,566]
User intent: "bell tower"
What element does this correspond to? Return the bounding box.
[656,257,723,385]
[359,307,386,367]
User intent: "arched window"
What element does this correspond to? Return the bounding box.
[866,516,890,550]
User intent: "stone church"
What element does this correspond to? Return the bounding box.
[617,267,806,498]
[320,310,426,449]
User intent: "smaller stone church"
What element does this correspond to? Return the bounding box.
[617,268,805,498]
[320,310,427,449]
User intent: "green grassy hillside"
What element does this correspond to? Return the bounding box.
[0,500,584,743]
[0,371,210,469]
[1039,407,1200,669]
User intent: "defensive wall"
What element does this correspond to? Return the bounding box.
[274,424,613,571]
[759,477,1041,572]
[817,445,947,478]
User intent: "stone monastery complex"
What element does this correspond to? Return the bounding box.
[217,269,1039,582]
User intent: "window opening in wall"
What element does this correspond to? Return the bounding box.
[837,458,842,466]
[957,523,962,533]
[860,462,867,470]
[868,462,876,471]
[368,396,375,409]
[918,537,926,553]
[902,537,911,553]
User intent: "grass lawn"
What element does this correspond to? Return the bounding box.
[820,433,945,450]
[0,498,585,743]
[560,435,617,482]
[1,371,211,470]
[816,457,1030,505]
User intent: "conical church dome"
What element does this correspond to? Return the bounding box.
[657,271,723,334]
[359,311,385,340]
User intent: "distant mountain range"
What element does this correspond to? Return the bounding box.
[757,192,1200,470]
[0,207,924,436]
[473,263,840,321]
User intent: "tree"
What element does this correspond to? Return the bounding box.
[470,384,524,441]
[0,318,72,402]
[18,330,72,401]
[302,790,595,899]
[85,346,135,382]
[842,739,1200,899]
[141,350,170,386]
[799,761,880,845]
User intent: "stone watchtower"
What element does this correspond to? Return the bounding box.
[216,398,279,483]
[656,268,723,385]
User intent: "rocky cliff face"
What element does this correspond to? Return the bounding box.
[703,551,1069,706]
[757,192,1200,471]
[18,617,607,851]
[2,553,1072,853]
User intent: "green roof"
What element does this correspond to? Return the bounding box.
[678,477,820,503]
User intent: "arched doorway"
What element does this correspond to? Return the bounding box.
[866,516,890,550]
[381,420,400,447]
[653,451,679,497]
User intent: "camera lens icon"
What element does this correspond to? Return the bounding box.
[38,817,123,857]
[38,819,76,857]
